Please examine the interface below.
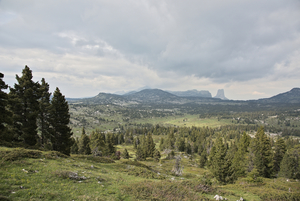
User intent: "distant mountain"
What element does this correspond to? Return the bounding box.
[68,87,300,106]
[113,90,127,95]
[213,89,228,100]
[125,89,179,103]
[257,88,300,104]
[122,86,152,96]
[69,93,127,105]
[168,89,212,98]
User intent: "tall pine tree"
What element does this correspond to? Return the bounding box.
[70,137,79,154]
[199,148,207,168]
[9,66,40,146]
[0,72,12,143]
[209,137,233,184]
[49,87,72,155]
[273,138,286,175]
[250,127,273,178]
[145,132,156,157]
[103,133,115,156]
[37,78,51,146]
[78,127,91,155]
[279,145,300,179]
[232,132,250,178]
[90,130,105,153]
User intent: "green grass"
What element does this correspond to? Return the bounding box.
[164,115,234,128]
[1,146,299,201]
[126,115,234,128]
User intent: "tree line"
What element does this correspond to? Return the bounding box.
[0,66,72,155]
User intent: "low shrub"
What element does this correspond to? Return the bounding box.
[72,155,115,163]
[1,148,42,161]
[121,160,150,169]
[123,166,165,179]
[44,151,68,159]
[0,195,11,201]
[181,180,214,193]
[260,192,300,201]
[122,180,213,201]
[53,170,87,181]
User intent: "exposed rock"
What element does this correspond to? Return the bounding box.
[214,89,228,100]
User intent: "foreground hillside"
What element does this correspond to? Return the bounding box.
[1,147,299,201]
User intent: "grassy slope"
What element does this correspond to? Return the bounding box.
[1,147,299,201]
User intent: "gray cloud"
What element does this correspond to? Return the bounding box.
[0,0,300,99]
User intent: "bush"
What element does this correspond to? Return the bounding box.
[122,180,212,201]
[0,195,11,201]
[121,160,150,169]
[1,148,42,161]
[72,155,115,163]
[123,166,165,179]
[260,193,300,201]
[44,151,68,159]
[181,180,214,193]
[53,170,87,181]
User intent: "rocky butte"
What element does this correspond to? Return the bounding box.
[214,89,228,100]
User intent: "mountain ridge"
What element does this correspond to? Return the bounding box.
[67,88,300,105]
[168,89,212,98]
[256,88,300,104]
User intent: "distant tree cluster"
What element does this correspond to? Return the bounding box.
[0,66,72,155]
[133,132,161,161]
[152,124,299,183]
[71,128,123,159]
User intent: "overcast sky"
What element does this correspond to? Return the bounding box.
[1,0,300,100]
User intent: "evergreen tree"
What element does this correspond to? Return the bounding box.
[159,137,164,151]
[145,132,155,157]
[103,133,116,156]
[133,136,139,149]
[0,72,12,142]
[136,145,146,161]
[117,133,124,144]
[70,137,79,154]
[37,78,51,146]
[185,142,192,154]
[9,66,40,146]
[207,144,216,168]
[165,131,175,149]
[121,148,130,159]
[49,87,73,155]
[246,167,263,184]
[209,137,233,184]
[153,149,161,162]
[90,130,105,153]
[251,127,273,178]
[279,145,300,179]
[199,149,207,168]
[239,132,250,153]
[231,133,250,178]
[78,127,91,155]
[273,138,287,175]
[176,136,185,152]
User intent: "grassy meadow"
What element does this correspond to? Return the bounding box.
[1,146,299,201]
